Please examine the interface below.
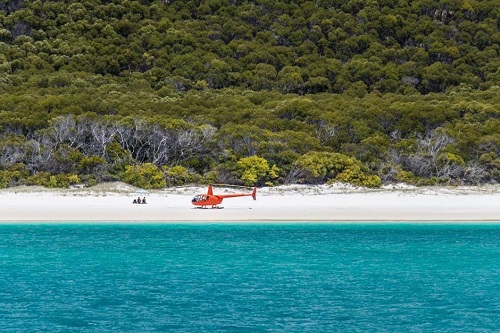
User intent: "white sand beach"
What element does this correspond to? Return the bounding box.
[0,183,499,223]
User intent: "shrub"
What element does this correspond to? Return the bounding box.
[236,156,280,186]
[28,172,81,188]
[289,151,381,187]
[121,163,166,189]
[163,165,200,186]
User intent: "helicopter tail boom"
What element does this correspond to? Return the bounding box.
[215,187,257,200]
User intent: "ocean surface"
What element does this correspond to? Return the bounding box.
[0,223,499,332]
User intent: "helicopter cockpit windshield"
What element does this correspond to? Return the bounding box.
[192,195,208,202]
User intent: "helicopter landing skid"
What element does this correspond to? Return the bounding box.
[195,206,224,209]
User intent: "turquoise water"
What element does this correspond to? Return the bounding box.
[0,223,499,332]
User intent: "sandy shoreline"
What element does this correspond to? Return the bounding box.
[0,183,499,223]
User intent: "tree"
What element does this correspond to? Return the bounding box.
[277,66,303,94]
[247,63,277,90]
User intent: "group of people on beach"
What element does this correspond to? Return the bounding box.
[133,197,147,204]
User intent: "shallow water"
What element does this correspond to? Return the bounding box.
[1,223,499,332]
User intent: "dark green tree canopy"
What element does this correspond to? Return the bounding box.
[0,0,498,93]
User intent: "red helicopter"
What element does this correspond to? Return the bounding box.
[192,184,257,209]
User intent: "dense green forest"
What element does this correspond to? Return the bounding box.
[0,0,499,188]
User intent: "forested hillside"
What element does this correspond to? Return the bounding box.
[0,0,499,188]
